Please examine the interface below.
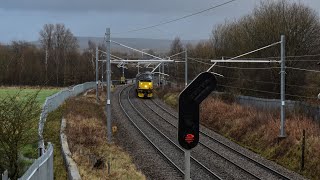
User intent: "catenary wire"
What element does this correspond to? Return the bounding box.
[286,67,320,73]
[218,84,318,99]
[115,0,237,34]
[216,76,320,90]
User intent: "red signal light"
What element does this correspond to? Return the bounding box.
[185,134,195,144]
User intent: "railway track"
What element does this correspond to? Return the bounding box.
[136,97,292,180]
[118,85,223,180]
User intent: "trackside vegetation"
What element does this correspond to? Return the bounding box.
[157,89,320,180]
[64,92,145,180]
[43,105,68,180]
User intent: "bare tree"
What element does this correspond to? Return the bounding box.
[169,37,184,81]
[39,24,54,82]
[87,40,97,75]
[209,0,320,99]
[39,24,79,86]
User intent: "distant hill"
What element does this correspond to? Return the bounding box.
[31,37,204,54]
[76,37,202,54]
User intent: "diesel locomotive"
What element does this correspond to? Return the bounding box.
[136,72,153,98]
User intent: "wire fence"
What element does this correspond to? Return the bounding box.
[1,143,53,180]
[236,95,320,122]
[20,143,54,180]
[38,81,96,154]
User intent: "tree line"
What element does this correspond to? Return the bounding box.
[0,23,141,87]
[168,0,320,101]
[0,24,107,87]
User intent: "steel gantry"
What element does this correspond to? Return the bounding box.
[207,35,286,138]
[96,28,175,144]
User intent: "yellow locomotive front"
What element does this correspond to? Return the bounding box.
[136,72,153,98]
[137,81,153,98]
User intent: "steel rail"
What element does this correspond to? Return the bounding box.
[118,86,185,177]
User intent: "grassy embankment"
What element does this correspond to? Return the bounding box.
[63,90,145,180]
[155,88,320,180]
[42,104,68,180]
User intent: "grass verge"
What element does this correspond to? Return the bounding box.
[64,93,145,180]
[43,105,68,180]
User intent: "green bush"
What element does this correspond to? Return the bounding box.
[0,91,40,179]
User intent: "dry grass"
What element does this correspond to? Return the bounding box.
[200,97,320,179]
[64,94,145,180]
[154,87,181,109]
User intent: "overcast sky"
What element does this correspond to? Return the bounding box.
[0,0,319,43]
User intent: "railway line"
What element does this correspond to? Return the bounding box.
[141,97,293,180]
[116,84,303,179]
[119,85,222,179]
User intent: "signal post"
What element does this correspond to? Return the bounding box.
[178,72,217,180]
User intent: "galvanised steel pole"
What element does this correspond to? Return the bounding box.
[101,54,104,91]
[122,64,125,83]
[158,64,161,86]
[280,35,286,137]
[106,28,112,143]
[184,49,190,180]
[96,46,99,102]
[184,150,191,180]
[162,62,165,89]
[185,50,188,87]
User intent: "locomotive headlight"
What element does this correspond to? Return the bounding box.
[144,85,148,88]
[140,82,143,85]
[149,83,151,85]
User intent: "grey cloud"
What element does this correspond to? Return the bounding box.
[1,0,319,13]
[0,0,217,13]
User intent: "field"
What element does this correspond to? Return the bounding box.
[0,87,60,104]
